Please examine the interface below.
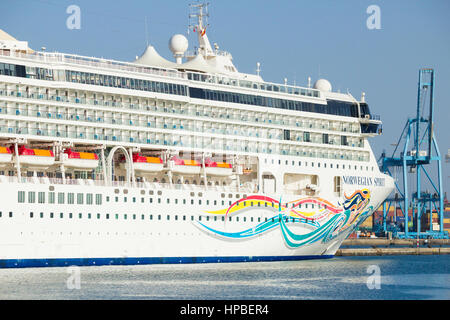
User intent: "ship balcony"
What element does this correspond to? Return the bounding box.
[359,114,382,136]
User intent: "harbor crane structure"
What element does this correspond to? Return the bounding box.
[380,68,448,239]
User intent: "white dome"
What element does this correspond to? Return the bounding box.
[313,78,332,92]
[169,34,188,55]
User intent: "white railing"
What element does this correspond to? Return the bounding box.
[0,49,321,100]
[0,175,251,193]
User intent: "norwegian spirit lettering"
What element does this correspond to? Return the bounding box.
[342,176,385,187]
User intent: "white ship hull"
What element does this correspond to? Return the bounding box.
[0,174,393,268]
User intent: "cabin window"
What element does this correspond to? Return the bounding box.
[18,191,25,203]
[68,193,74,204]
[48,192,55,204]
[86,193,93,205]
[334,176,342,196]
[28,191,36,203]
[77,193,84,204]
[96,194,102,205]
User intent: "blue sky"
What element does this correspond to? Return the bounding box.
[2,0,450,195]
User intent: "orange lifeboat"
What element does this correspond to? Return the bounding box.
[131,154,164,173]
[169,156,201,175]
[62,149,99,169]
[15,146,55,167]
[204,158,233,176]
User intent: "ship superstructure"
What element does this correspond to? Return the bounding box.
[0,3,393,267]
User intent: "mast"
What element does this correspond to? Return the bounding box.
[189,2,214,57]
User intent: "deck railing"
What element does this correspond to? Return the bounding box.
[0,175,250,193]
[0,50,321,100]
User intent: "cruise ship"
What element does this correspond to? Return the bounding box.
[0,3,394,267]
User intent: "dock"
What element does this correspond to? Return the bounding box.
[335,238,450,256]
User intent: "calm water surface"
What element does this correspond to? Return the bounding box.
[0,255,448,300]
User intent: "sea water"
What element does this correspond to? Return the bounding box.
[0,255,448,300]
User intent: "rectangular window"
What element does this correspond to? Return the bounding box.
[86,193,93,205]
[28,191,36,203]
[303,132,311,142]
[67,193,74,204]
[334,176,342,195]
[48,192,55,204]
[77,193,84,205]
[38,192,45,204]
[18,191,25,203]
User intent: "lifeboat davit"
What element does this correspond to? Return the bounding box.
[204,158,233,176]
[0,147,12,166]
[15,146,55,167]
[169,156,201,175]
[62,149,99,169]
[131,154,164,173]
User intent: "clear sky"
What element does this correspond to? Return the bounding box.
[2,0,450,195]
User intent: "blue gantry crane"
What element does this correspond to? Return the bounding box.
[379,68,448,239]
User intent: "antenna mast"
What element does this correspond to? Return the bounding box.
[188,2,214,57]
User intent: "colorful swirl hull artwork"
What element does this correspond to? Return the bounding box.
[197,189,373,249]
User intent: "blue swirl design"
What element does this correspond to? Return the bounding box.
[196,190,374,249]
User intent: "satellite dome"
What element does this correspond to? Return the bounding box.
[313,79,332,92]
[169,34,188,55]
